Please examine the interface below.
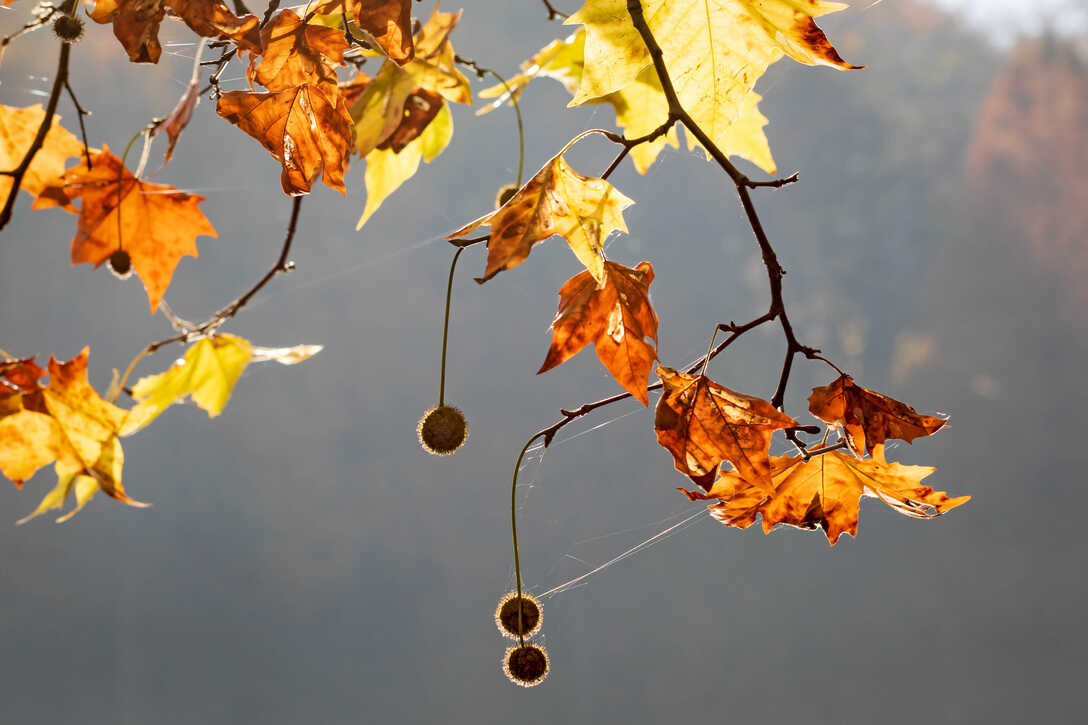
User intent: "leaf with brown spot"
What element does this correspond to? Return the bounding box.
[246,8,349,94]
[681,446,969,546]
[0,349,147,522]
[376,88,444,153]
[0,104,85,209]
[32,148,216,313]
[217,83,353,196]
[539,261,659,405]
[447,151,634,285]
[808,374,947,457]
[654,366,796,492]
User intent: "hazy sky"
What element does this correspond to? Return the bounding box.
[929,0,1087,40]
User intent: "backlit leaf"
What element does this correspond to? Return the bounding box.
[0,104,85,209]
[246,8,349,94]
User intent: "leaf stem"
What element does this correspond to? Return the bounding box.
[510,433,544,646]
[438,247,464,406]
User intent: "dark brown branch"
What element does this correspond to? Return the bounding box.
[63,79,92,169]
[232,0,252,16]
[0,15,73,232]
[140,197,303,356]
[261,0,281,28]
[540,0,569,20]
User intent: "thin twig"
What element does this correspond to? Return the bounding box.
[540,0,568,20]
[63,79,92,169]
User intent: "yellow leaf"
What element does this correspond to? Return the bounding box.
[566,0,858,170]
[123,334,253,435]
[0,410,63,484]
[447,150,633,285]
[0,104,85,209]
[356,101,453,229]
[477,30,586,115]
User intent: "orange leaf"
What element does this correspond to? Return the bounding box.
[0,349,145,514]
[682,446,969,546]
[539,261,659,405]
[808,374,947,456]
[32,147,217,313]
[157,75,200,168]
[654,366,796,492]
[247,8,348,95]
[0,104,85,209]
[89,0,260,64]
[217,83,353,196]
[0,357,47,418]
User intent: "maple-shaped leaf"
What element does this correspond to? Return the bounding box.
[682,446,969,545]
[808,374,947,457]
[478,29,773,175]
[566,0,859,171]
[655,366,796,492]
[0,349,146,522]
[539,261,658,405]
[122,334,253,436]
[0,104,85,208]
[217,83,353,196]
[312,0,415,65]
[447,151,634,285]
[32,147,216,313]
[89,0,260,64]
[357,100,453,228]
[247,8,349,94]
[349,5,470,157]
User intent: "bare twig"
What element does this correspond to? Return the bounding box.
[540,0,568,20]
[63,79,92,169]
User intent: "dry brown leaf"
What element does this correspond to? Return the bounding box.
[682,446,969,546]
[247,8,349,94]
[808,374,947,457]
[32,147,217,312]
[655,366,796,492]
[217,83,353,196]
[539,261,658,405]
[447,152,633,285]
[157,76,200,168]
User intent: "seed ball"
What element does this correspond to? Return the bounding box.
[495,184,518,208]
[494,591,542,640]
[502,643,549,687]
[417,404,467,455]
[107,249,133,279]
[52,15,85,43]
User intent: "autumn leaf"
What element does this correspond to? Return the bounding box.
[217,83,353,196]
[539,261,658,405]
[808,374,947,457]
[247,8,349,94]
[312,0,415,65]
[447,151,634,285]
[357,101,452,228]
[156,66,201,168]
[31,147,216,313]
[122,334,253,435]
[0,349,146,522]
[566,0,859,171]
[478,29,773,174]
[89,0,260,64]
[682,446,969,545]
[0,104,85,208]
[654,366,796,492]
[0,356,47,417]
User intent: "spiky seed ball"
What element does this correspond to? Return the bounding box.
[495,591,542,640]
[502,643,549,687]
[52,14,85,43]
[495,184,518,208]
[417,404,467,455]
[107,249,133,279]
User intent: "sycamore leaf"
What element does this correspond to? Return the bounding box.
[0,349,145,521]
[478,29,772,174]
[654,366,796,492]
[681,446,969,546]
[311,0,415,65]
[247,8,348,94]
[356,100,452,228]
[122,334,253,436]
[32,147,216,313]
[217,83,353,196]
[447,151,634,285]
[566,0,859,170]
[808,374,947,457]
[16,468,99,525]
[377,88,444,153]
[0,104,85,209]
[89,0,260,64]
[539,261,658,405]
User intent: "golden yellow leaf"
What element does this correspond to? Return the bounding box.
[122,334,253,436]
[0,104,85,209]
[447,150,634,285]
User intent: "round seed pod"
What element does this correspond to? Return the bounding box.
[107,249,133,279]
[494,591,542,640]
[52,15,85,44]
[495,184,518,208]
[417,404,468,455]
[502,643,549,688]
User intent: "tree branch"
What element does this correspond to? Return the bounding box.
[540,0,569,20]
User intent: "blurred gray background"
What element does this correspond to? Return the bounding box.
[2,1,1086,722]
